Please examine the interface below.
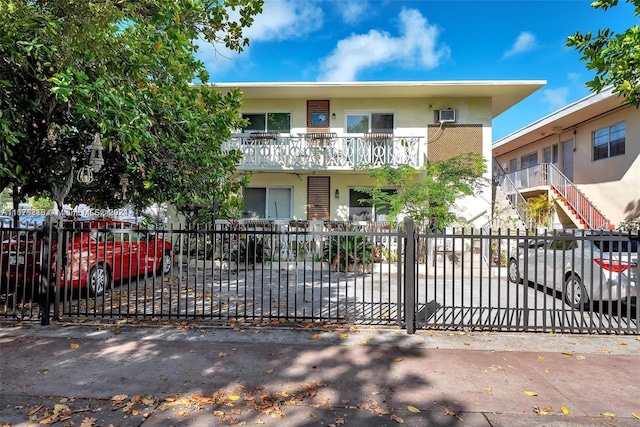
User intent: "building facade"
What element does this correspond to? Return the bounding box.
[211,81,544,227]
[493,86,639,229]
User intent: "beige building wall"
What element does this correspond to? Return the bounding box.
[572,108,640,226]
[239,96,495,225]
[494,106,640,227]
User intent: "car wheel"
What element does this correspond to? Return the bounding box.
[564,274,588,309]
[508,258,520,283]
[159,251,173,275]
[88,264,110,297]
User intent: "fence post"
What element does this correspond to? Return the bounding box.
[404,217,416,334]
[38,216,52,325]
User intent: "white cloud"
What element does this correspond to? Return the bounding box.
[502,31,536,59]
[245,0,323,42]
[567,72,581,82]
[198,0,323,76]
[318,8,450,81]
[335,1,369,25]
[543,87,570,110]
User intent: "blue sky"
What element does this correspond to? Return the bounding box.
[199,0,637,141]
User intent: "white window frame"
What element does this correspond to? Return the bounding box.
[348,188,395,221]
[520,152,538,168]
[345,112,395,134]
[242,187,293,219]
[593,122,625,161]
[241,112,292,134]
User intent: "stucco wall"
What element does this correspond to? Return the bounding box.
[238,96,494,226]
[493,106,640,227]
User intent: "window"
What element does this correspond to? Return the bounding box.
[509,158,517,172]
[346,113,394,134]
[348,189,395,221]
[242,113,291,133]
[593,122,625,160]
[520,152,538,168]
[543,145,558,164]
[243,187,292,219]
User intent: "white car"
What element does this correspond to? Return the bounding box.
[508,230,638,308]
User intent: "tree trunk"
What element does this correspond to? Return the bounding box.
[52,168,74,216]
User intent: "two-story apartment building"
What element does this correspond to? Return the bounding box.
[211,81,544,227]
[492,86,639,229]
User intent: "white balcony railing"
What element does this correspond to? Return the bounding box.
[223,134,423,170]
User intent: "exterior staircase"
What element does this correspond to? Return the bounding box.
[550,187,587,229]
[492,161,611,231]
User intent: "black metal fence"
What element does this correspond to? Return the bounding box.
[1,217,638,334]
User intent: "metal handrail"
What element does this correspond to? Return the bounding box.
[501,163,610,230]
[546,163,610,229]
[491,159,529,228]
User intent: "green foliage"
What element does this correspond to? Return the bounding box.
[567,0,640,106]
[0,0,263,214]
[356,152,487,230]
[28,196,54,212]
[322,231,375,271]
[617,214,640,231]
[522,194,555,230]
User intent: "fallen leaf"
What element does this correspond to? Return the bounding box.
[538,356,545,361]
[53,404,70,413]
[407,405,420,413]
[576,355,586,360]
[339,332,348,339]
[560,351,573,356]
[601,412,616,417]
[310,334,319,340]
[483,387,492,392]
[600,349,612,354]
[395,357,403,362]
[111,394,128,402]
[227,394,240,401]
[632,412,640,419]
[444,407,456,416]
[79,416,97,427]
[218,352,229,357]
[618,341,627,346]
[533,405,553,415]
[390,413,404,423]
[264,369,274,374]
[70,343,80,349]
[523,391,538,397]
[561,405,570,415]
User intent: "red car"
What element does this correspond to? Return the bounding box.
[1,219,173,298]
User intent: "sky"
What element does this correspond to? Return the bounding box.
[198,0,638,142]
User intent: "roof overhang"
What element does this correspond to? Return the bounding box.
[493,86,627,156]
[196,81,546,119]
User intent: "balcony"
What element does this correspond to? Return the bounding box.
[223,133,423,171]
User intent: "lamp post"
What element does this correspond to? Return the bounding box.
[76,133,104,184]
[119,174,129,197]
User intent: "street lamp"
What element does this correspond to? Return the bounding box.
[119,174,129,196]
[76,133,104,184]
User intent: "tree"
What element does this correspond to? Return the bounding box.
[29,196,54,213]
[355,152,488,230]
[0,0,263,217]
[567,0,640,105]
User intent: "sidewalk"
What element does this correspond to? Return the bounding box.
[1,321,639,426]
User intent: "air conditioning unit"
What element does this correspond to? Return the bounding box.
[438,108,456,123]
